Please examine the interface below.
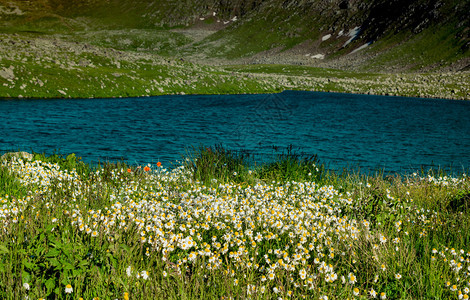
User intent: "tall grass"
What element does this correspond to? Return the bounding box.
[183,144,253,185]
[0,148,469,299]
[0,164,27,197]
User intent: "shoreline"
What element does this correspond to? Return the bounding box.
[1,82,469,101]
[1,86,468,101]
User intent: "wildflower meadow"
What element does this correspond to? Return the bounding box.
[0,147,469,299]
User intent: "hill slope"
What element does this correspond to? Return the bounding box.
[1,0,468,71]
[0,0,469,99]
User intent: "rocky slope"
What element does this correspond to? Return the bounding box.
[1,0,469,72]
[1,0,469,99]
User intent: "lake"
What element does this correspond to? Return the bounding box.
[1,91,470,174]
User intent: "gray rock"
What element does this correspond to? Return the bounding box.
[1,152,33,161]
[0,66,15,81]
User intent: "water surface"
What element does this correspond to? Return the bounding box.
[1,91,469,174]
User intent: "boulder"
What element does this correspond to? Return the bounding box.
[1,152,33,161]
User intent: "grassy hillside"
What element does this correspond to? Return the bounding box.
[1,0,469,66]
[0,0,469,99]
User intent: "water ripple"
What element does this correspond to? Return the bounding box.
[1,91,470,173]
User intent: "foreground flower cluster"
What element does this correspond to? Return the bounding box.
[1,156,469,299]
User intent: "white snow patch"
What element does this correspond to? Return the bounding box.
[58,90,67,95]
[231,16,238,22]
[322,34,332,41]
[305,53,311,57]
[310,54,325,59]
[343,27,360,47]
[350,42,371,54]
[348,27,361,37]
[199,17,205,21]
[213,12,217,16]
[223,21,230,25]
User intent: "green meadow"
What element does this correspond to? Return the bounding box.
[0,148,469,299]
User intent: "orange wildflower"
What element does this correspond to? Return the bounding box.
[144,166,150,172]
[127,168,131,173]
[156,162,162,167]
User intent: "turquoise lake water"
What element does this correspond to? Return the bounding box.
[1,91,470,174]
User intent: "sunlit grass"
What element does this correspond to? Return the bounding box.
[0,149,469,299]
